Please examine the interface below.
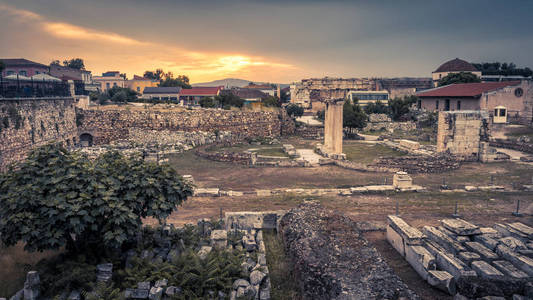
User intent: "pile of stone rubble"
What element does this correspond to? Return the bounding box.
[387,216,533,299]
[279,202,419,299]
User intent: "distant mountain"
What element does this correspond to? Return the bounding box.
[192,78,252,88]
[192,78,290,88]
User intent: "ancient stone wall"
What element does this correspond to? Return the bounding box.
[0,98,78,170]
[77,108,294,146]
[437,111,490,160]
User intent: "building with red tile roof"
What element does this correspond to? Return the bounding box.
[432,58,482,87]
[179,86,224,106]
[417,81,532,125]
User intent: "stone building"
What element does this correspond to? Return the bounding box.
[290,77,431,112]
[432,58,481,87]
[417,81,533,125]
[179,86,223,106]
[93,71,125,91]
[126,75,158,95]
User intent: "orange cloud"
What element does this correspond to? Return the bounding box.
[0,4,299,83]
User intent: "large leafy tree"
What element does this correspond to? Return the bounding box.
[144,69,191,88]
[364,100,390,115]
[285,103,304,118]
[388,95,418,121]
[472,62,532,77]
[0,144,192,253]
[262,95,280,107]
[438,72,481,86]
[214,93,244,109]
[343,99,367,133]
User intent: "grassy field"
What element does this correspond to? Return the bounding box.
[263,231,301,300]
[343,141,406,164]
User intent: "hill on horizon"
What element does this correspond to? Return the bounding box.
[192,78,289,88]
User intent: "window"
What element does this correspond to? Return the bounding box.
[19,70,27,76]
[436,100,439,110]
[445,99,450,111]
[35,71,40,74]
[6,70,14,75]
[494,109,498,116]
[457,100,461,110]
[113,82,117,87]
[106,83,110,89]
[500,109,506,117]
[136,87,141,92]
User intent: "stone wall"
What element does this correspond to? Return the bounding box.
[0,98,78,170]
[77,108,294,146]
[437,111,490,160]
[489,139,533,154]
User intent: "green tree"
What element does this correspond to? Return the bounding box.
[388,95,417,121]
[343,99,367,133]
[199,96,217,108]
[262,95,280,107]
[214,93,244,109]
[0,144,193,253]
[143,69,165,81]
[438,72,481,86]
[364,100,390,115]
[285,103,304,118]
[159,74,191,89]
[62,58,85,70]
[107,86,138,102]
[280,89,290,103]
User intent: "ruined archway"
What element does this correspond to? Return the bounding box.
[79,133,94,147]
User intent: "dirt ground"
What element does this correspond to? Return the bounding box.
[161,141,532,300]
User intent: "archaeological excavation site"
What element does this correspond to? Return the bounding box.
[1,78,532,300]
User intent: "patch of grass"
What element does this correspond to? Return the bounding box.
[343,142,406,164]
[0,243,60,298]
[263,231,301,300]
[255,147,288,157]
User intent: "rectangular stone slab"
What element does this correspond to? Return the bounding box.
[473,235,499,251]
[471,260,504,280]
[464,242,498,261]
[387,225,406,257]
[494,224,528,242]
[427,270,456,295]
[495,244,533,276]
[479,227,501,238]
[387,215,424,245]
[458,252,481,266]
[441,218,481,236]
[423,226,466,255]
[507,222,533,239]
[405,245,436,280]
[492,260,529,279]
[434,249,476,280]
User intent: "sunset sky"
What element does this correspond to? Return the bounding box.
[1,0,532,83]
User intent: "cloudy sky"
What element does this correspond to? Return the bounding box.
[1,0,532,83]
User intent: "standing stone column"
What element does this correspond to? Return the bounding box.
[332,101,343,154]
[324,102,333,151]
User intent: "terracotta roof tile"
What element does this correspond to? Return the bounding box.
[417,81,521,98]
[434,58,479,73]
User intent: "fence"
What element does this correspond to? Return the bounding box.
[0,76,71,98]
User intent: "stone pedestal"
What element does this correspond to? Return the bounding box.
[393,171,413,189]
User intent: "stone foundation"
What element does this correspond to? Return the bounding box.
[387,216,533,298]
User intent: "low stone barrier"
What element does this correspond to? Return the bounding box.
[387,216,533,298]
[490,139,533,154]
[195,144,254,165]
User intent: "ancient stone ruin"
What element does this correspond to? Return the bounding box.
[387,215,533,298]
[279,202,418,299]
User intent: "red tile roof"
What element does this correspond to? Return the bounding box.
[179,86,223,96]
[434,58,479,73]
[417,81,521,98]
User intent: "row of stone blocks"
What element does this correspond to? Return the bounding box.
[386,215,533,298]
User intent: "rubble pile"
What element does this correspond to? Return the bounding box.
[279,202,418,299]
[387,216,533,299]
